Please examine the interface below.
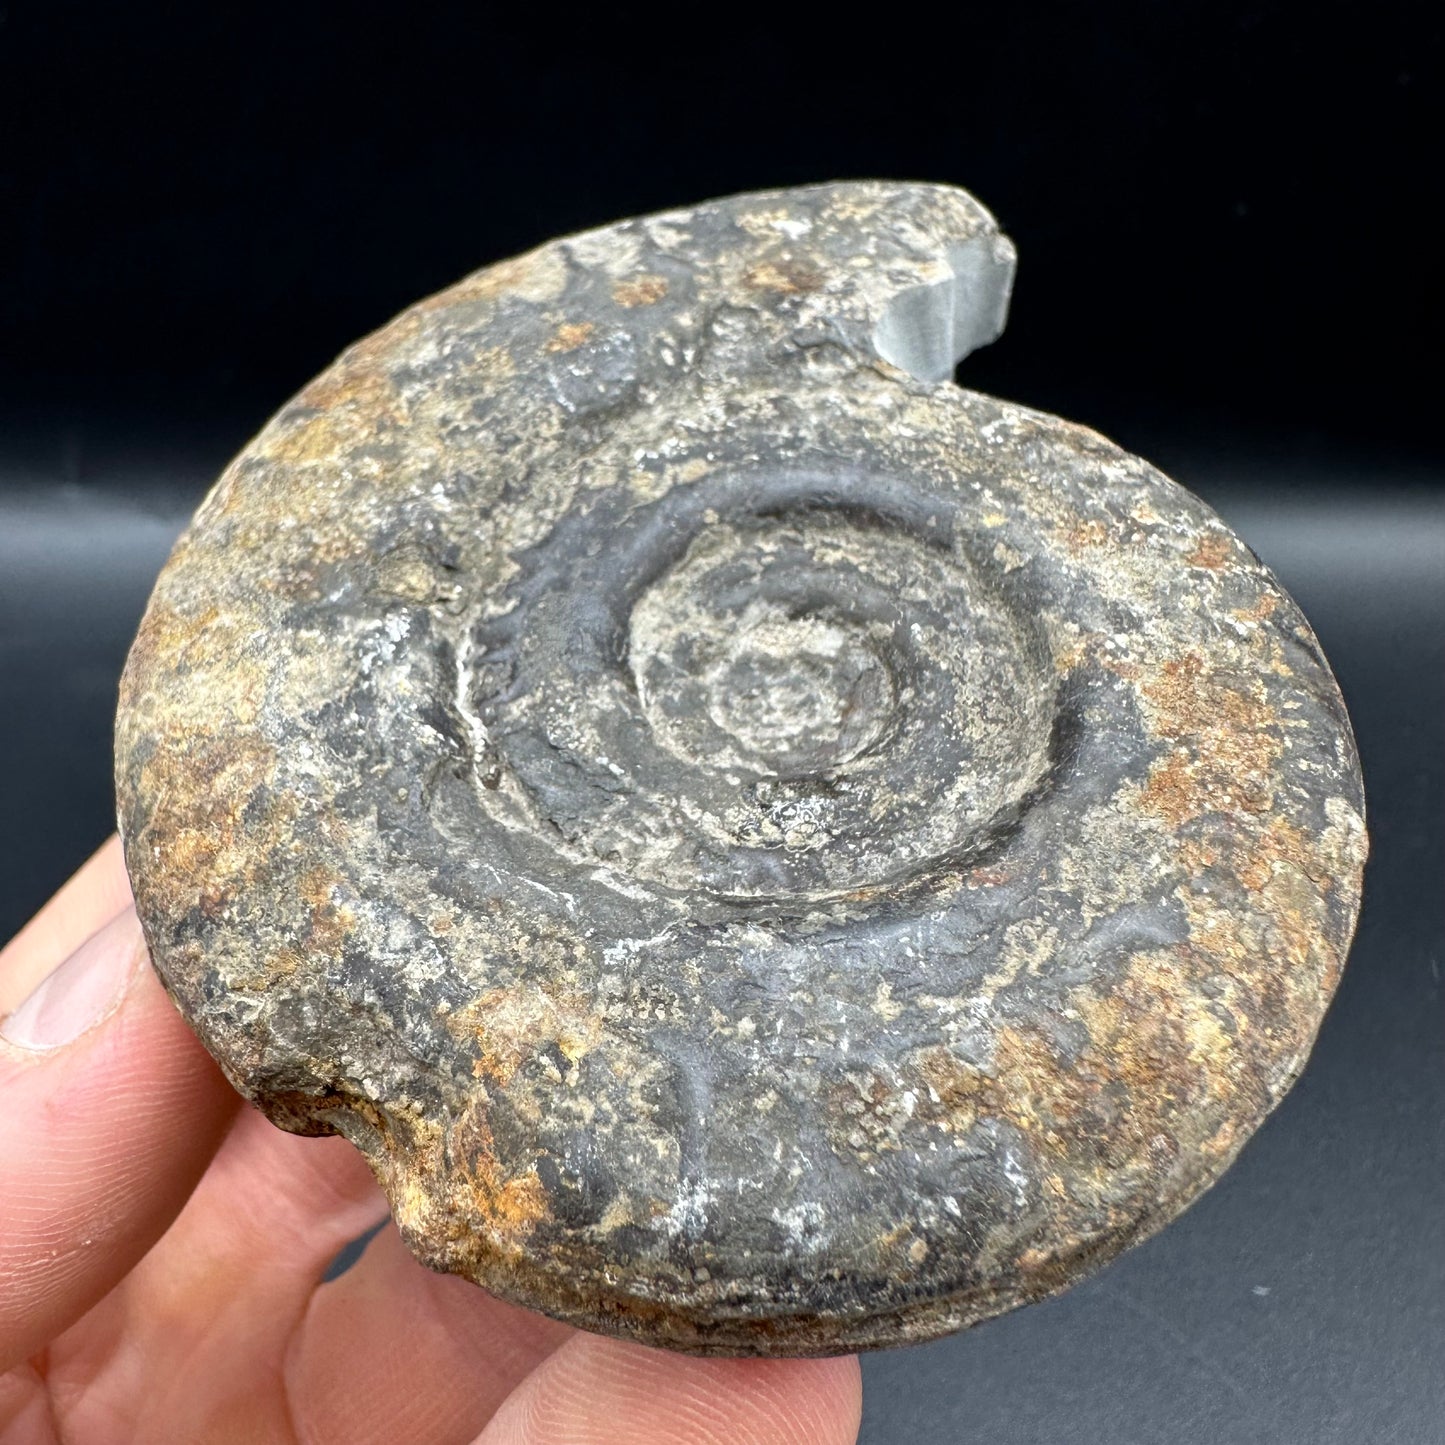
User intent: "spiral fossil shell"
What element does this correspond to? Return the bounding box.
[115,182,1367,1355]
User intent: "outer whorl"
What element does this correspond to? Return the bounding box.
[115,182,1366,1355]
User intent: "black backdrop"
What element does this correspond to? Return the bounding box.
[1,5,1441,1442]
[1,1,1440,455]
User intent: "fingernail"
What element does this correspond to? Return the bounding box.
[1,907,145,1051]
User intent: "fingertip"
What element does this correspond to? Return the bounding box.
[480,1332,863,1445]
[0,905,144,1052]
[0,836,132,1013]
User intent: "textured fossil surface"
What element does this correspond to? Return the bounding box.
[114,182,1366,1355]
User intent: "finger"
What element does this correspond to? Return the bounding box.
[0,905,240,1372]
[477,1336,863,1445]
[0,1360,53,1441]
[114,1104,389,1308]
[0,836,129,1013]
[43,1109,390,1443]
[285,1223,572,1445]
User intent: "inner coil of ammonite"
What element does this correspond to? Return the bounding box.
[471,471,1056,899]
[115,182,1367,1356]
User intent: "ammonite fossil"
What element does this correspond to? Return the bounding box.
[115,182,1367,1355]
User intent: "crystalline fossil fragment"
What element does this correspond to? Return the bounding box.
[115,182,1366,1355]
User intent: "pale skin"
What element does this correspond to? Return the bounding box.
[0,839,863,1444]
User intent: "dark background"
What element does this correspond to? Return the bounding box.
[1,4,1441,1442]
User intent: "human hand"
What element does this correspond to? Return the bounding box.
[0,839,863,1443]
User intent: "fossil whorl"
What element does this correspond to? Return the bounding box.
[114,182,1366,1355]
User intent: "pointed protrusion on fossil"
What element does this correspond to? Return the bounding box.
[872,233,1016,383]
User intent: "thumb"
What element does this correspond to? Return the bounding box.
[0,902,239,1369]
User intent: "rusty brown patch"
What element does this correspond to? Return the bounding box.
[1140,748,1199,829]
[1179,878,1337,1085]
[263,946,304,980]
[612,275,669,307]
[742,258,824,294]
[273,363,408,467]
[545,321,596,353]
[1233,591,1281,625]
[967,864,1017,888]
[822,1069,911,1160]
[133,732,285,917]
[452,982,603,1088]
[1063,518,1111,552]
[298,865,356,957]
[118,601,220,710]
[1138,653,1282,825]
[917,1028,1109,1154]
[1074,957,1244,1152]
[1186,533,1233,570]
[448,1099,550,1247]
[914,954,1247,1206]
[1051,636,1091,672]
[1235,814,1314,892]
[296,359,402,420]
